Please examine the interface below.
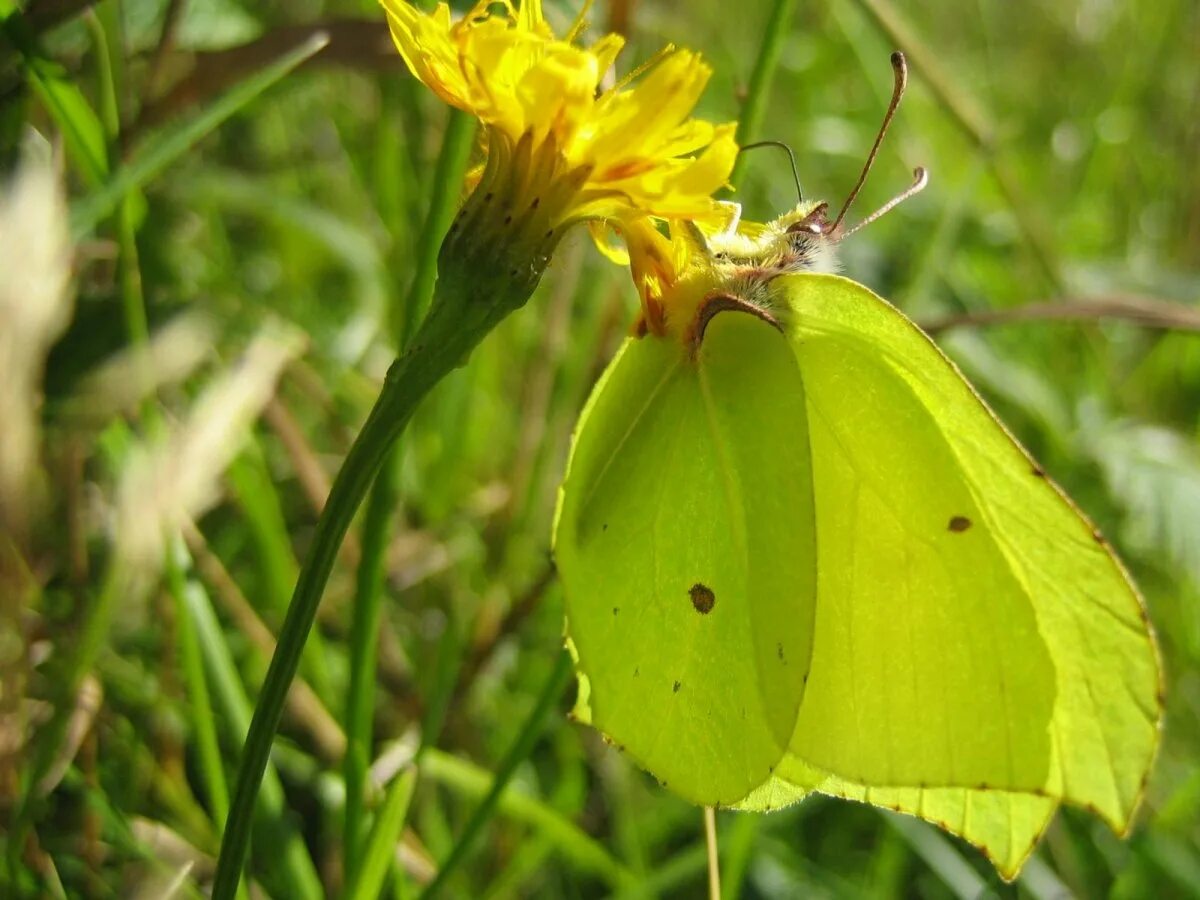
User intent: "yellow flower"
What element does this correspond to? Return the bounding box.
[381,0,737,228]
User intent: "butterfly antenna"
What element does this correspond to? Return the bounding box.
[739,140,804,204]
[827,51,910,234]
[841,167,928,238]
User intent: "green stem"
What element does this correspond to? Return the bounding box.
[729,0,798,188]
[342,449,400,878]
[346,767,418,900]
[167,545,230,829]
[418,651,574,900]
[214,119,565,897]
[212,256,538,899]
[344,106,475,881]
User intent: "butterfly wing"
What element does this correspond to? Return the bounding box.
[736,754,1056,879]
[766,273,1159,836]
[554,313,818,805]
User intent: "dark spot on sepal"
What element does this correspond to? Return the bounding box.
[633,666,640,677]
[1091,529,1107,545]
[602,522,608,531]
[612,607,619,616]
[976,782,990,791]
[689,583,715,614]
[948,515,972,533]
[530,197,540,209]
[673,680,681,693]
[1031,465,1046,478]
[777,642,785,663]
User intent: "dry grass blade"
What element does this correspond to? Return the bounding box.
[0,148,73,537]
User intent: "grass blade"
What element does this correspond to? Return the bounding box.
[418,651,578,899]
[70,31,329,238]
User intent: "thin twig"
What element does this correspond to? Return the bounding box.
[263,398,340,533]
[920,295,1200,335]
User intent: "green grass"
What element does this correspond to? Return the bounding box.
[2,0,1198,897]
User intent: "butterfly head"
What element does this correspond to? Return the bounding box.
[628,52,927,345]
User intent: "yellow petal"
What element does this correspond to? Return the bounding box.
[382,0,471,108]
[516,45,600,141]
[587,220,631,265]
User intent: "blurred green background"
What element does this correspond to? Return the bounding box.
[1,0,1198,896]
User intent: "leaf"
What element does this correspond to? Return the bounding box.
[554,312,817,805]
[554,272,1161,878]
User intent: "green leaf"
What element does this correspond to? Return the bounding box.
[554,273,1161,878]
[555,312,817,805]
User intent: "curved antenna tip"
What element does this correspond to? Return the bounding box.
[840,165,930,239]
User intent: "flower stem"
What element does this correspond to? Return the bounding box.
[211,267,532,899]
[729,0,798,188]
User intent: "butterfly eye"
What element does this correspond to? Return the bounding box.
[785,219,824,235]
[786,203,830,235]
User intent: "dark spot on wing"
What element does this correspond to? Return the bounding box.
[673,680,681,693]
[689,583,715,614]
[948,515,972,533]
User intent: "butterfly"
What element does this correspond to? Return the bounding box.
[552,52,1161,879]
